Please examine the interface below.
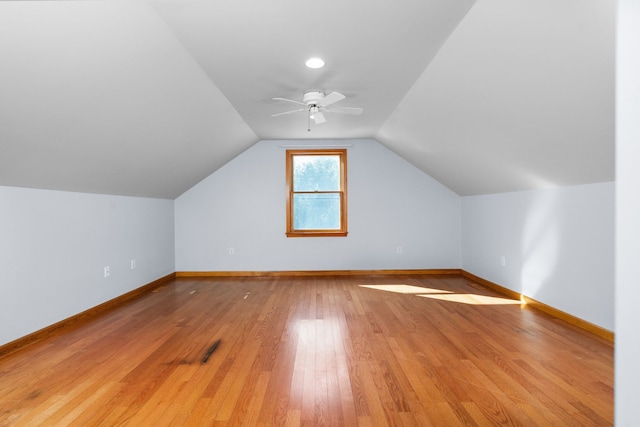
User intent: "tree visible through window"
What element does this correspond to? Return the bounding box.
[286,149,347,237]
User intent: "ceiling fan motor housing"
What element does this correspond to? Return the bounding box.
[303,91,324,106]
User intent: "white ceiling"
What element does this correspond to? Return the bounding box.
[0,0,614,199]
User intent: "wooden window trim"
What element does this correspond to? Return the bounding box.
[286,149,348,237]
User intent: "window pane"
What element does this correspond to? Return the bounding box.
[293,193,341,230]
[293,155,340,191]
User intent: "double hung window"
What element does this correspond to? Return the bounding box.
[285,149,347,237]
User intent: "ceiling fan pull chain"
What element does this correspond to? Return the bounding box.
[308,109,311,132]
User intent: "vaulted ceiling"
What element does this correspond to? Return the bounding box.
[0,0,615,199]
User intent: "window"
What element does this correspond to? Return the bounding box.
[286,149,347,237]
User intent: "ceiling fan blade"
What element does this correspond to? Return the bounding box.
[272,108,306,117]
[324,106,363,115]
[319,92,345,107]
[313,112,326,124]
[272,97,306,106]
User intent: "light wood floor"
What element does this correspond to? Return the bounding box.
[0,275,613,426]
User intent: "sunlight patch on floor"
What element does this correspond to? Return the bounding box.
[359,284,453,294]
[360,284,521,305]
[418,293,521,305]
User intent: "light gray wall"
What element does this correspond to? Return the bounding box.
[0,186,175,346]
[461,182,614,331]
[616,0,640,423]
[175,139,461,272]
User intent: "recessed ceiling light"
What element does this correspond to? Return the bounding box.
[305,57,325,69]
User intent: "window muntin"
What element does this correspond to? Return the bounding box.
[286,149,347,237]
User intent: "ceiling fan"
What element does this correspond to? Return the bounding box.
[272,91,363,129]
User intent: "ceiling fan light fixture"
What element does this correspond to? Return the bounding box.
[305,57,325,69]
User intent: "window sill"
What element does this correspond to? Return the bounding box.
[286,231,348,238]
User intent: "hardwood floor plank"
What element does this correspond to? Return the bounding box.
[0,275,613,426]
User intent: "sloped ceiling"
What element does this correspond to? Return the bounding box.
[0,0,615,199]
[377,0,615,195]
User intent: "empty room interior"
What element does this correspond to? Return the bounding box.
[1,0,638,425]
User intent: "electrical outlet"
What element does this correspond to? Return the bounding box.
[396,246,403,254]
[104,266,110,278]
[130,259,136,270]
[229,247,234,255]
[500,256,506,267]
